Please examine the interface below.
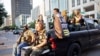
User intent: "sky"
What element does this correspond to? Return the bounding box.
[33,0,39,8]
[1,0,42,15]
[1,0,39,15]
[1,0,11,15]
[33,0,42,8]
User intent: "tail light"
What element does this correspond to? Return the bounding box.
[49,37,56,50]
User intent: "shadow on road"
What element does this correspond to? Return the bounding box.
[82,44,100,56]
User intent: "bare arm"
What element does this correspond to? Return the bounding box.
[16,36,22,44]
[54,16,63,39]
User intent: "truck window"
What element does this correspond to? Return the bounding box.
[87,23,95,29]
[75,19,87,31]
[69,19,87,32]
[87,20,95,29]
[94,20,99,28]
[80,23,87,30]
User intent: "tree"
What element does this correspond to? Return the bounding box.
[29,21,36,28]
[49,22,53,29]
[0,4,7,26]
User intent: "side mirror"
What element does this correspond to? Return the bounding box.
[94,20,98,24]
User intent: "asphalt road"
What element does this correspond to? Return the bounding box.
[0,31,100,56]
[0,31,19,56]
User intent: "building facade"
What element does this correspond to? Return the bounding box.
[31,6,40,21]
[3,15,12,26]
[11,0,32,24]
[44,0,69,22]
[69,0,100,19]
[15,14,30,28]
[44,0,100,19]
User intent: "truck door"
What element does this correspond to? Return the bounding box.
[73,21,90,48]
[86,20,100,45]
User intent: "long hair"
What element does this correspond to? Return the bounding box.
[38,14,44,23]
[35,19,44,30]
[72,9,81,17]
[61,10,67,17]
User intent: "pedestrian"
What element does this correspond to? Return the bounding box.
[12,24,35,56]
[37,14,44,23]
[53,8,70,39]
[72,9,83,31]
[61,10,69,23]
[24,20,47,56]
[68,19,75,31]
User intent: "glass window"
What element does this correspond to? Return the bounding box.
[90,0,94,1]
[68,19,87,32]
[50,0,59,15]
[44,0,50,16]
[72,0,75,7]
[59,0,66,11]
[88,23,95,29]
[86,19,95,29]
[77,0,80,5]
[83,0,87,3]
[93,20,99,28]
[51,0,58,9]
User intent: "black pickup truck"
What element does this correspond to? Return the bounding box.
[40,18,100,56]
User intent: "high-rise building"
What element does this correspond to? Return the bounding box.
[11,0,32,24]
[31,6,40,21]
[3,15,12,26]
[44,0,69,22]
[15,14,30,28]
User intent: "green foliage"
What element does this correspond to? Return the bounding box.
[0,4,7,26]
[29,21,36,28]
[49,22,53,29]
[69,13,75,19]
[2,26,10,30]
[10,24,18,30]
[2,24,18,30]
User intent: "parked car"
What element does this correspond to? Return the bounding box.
[13,30,20,34]
[30,28,36,33]
[39,18,100,56]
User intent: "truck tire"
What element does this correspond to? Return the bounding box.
[67,43,81,56]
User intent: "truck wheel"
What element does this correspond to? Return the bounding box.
[67,43,81,56]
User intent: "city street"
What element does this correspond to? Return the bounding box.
[0,31,19,56]
[0,0,100,56]
[0,31,100,56]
